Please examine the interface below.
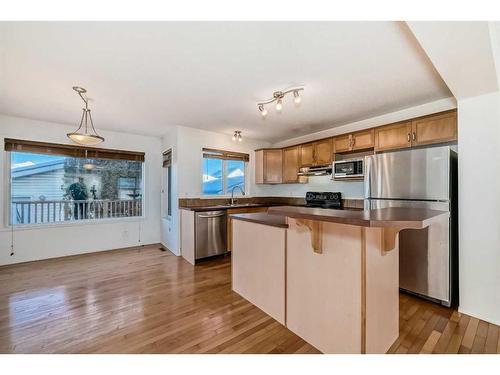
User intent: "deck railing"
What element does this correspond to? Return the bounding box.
[11,199,143,225]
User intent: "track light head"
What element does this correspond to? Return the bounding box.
[233,130,242,142]
[276,99,283,112]
[259,105,268,117]
[293,90,302,104]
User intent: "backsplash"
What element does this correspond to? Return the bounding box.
[253,175,365,199]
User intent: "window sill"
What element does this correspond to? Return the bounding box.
[0,216,148,232]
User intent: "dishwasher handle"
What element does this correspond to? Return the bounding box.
[197,212,226,218]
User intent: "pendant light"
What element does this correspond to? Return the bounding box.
[67,86,105,145]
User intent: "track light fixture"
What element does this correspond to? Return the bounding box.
[257,87,304,117]
[232,130,242,142]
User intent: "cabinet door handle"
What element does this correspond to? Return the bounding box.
[407,133,410,142]
[412,132,416,141]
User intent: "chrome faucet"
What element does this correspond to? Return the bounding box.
[230,185,245,205]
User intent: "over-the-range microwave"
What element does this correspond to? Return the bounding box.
[333,158,364,180]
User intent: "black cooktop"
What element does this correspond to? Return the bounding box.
[305,191,342,209]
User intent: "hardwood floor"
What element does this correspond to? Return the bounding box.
[0,245,498,354]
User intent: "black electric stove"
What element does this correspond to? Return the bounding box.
[305,191,342,209]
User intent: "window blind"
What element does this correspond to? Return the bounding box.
[202,148,249,162]
[162,149,172,167]
[4,138,145,162]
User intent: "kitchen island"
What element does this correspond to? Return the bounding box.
[230,206,449,354]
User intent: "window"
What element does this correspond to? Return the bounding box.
[5,138,145,226]
[162,149,172,218]
[202,148,248,195]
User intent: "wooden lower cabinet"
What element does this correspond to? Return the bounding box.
[412,110,457,146]
[375,121,412,152]
[227,206,269,251]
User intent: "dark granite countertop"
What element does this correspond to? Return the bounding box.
[179,203,281,212]
[230,213,288,229]
[267,206,449,228]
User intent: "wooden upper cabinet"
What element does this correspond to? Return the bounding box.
[411,111,457,147]
[333,135,352,153]
[299,143,315,167]
[255,149,283,184]
[313,138,333,166]
[283,146,303,183]
[263,149,283,183]
[352,129,374,151]
[299,139,332,167]
[334,130,374,153]
[375,121,412,152]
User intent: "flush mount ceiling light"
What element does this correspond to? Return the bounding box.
[257,87,304,117]
[67,86,105,146]
[232,130,243,142]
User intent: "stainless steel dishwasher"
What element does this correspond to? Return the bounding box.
[195,210,228,260]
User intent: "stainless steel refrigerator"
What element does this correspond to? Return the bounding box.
[364,146,458,307]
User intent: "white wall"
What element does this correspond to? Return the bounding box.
[0,115,162,265]
[457,92,500,325]
[160,126,271,254]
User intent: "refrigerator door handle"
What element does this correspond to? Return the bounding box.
[364,155,371,199]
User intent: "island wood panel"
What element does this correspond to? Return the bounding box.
[365,227,399,353]
[299,142,314,167]
[227,206,269,251]
[412,111,457,147]
[181,209,195,265]
[286,218,362,353]
[374,121,412,152]
[0,245,498,354]
[232,220,286,324]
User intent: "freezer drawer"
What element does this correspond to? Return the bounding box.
[195,210,228,260]
[368,199,450,305]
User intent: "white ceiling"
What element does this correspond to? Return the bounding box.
[0,21,451,142]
